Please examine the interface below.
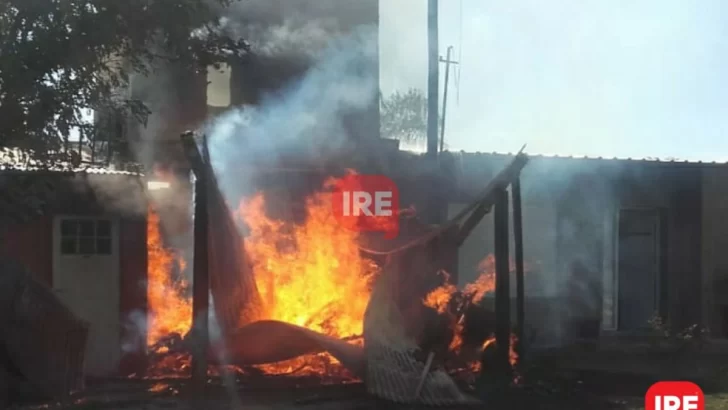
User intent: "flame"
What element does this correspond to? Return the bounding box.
[423,255,523,377]
[424,283,458,314]
[146,207,192,347]
[470,333,519,373]
[233,190,378,375]
[424,254,524,311]
[149,382,171,393]
[463,255,498,303]
[238,191,378,338]
[144,183,526,381]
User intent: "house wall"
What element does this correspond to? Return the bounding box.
[701,167,728,337]
[1,216,53,285]
[445,155,587,346]
[0,173,148,376]
[445,153,709,344]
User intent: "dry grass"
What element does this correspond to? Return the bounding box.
[704,394,728,410]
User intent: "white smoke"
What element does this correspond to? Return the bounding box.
[204,26,379,199]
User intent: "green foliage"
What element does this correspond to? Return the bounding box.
[0,0,246,164]
[647,313,710,352]
[380,88,429,142]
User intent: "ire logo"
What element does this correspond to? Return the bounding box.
[645,382,704,410]
[331,174,400,239]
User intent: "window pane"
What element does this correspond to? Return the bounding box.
[79,237,95,254]
[96,238,111,254]
[60,220,78,237]
[79,220,95,237]
[60,237,77,254]
[96,220,111,237]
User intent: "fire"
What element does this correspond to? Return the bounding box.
[424,283,457,314]
[238,192,378,339]
[463,255,498,303]
[423,255,523,376]
[146,207,192,348]
[471,333,519,373]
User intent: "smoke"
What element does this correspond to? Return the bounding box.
[220,0,378,62]
[121,309,148,354]
[72,173,147,216]
[111,1,379,357]
[205,26,378,200]
[449,153,626,346]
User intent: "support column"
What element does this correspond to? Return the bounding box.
[512,178,525,359]
[493,188,511,372]
[190,136,210,395]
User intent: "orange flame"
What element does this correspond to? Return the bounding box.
[238,192,378,338]
[235,190,378,375]
[423,255,523,375]
[471,333,519,373]
[146,207,192,347]
[423,254,523,311]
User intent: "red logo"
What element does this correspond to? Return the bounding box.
[645,382,704,410]
[331,174,400,239]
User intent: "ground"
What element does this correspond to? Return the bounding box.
[5,380,728,410]
[7,339,728,410]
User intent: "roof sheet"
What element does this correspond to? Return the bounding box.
[446,150,728,165]
[0,165,143,176]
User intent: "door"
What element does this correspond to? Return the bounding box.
[52,216,120,376]
[617,209,661,331]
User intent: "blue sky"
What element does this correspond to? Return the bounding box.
[379,0,728,160]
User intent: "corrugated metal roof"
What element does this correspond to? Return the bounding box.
[447,151,728,165]
[0,165,143,176]
[0,147,144,175]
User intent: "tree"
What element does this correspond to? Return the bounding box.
[380,88,428,143]
[0,0,247,166]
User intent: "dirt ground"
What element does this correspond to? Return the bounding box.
[5,377,727,410]
[7,339,728,410]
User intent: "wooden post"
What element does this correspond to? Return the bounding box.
[493,188,511,372]
[190,135,210,394]
[512,177,525,359]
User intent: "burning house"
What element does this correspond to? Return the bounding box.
[445,152,728,343]
[3,0,526,405]
[125,0,384,303]
[118,0,424,386]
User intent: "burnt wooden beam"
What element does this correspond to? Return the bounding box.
[455,203,492,246]
[492,188,511,376]
[512,177,525,359]
[454,153,529,246]
[189,134,210,394]
[180,131,206,174]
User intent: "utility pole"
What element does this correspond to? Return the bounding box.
[439,46,459,152]
[426,0,439,159]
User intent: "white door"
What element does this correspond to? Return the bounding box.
[52,216,121,377]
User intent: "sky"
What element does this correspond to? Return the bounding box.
[378,0,728,161]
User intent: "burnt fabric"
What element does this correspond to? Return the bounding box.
[212,320,365,377]
[206,161,265,335]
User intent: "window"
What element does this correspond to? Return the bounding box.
[60,219,113,255]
